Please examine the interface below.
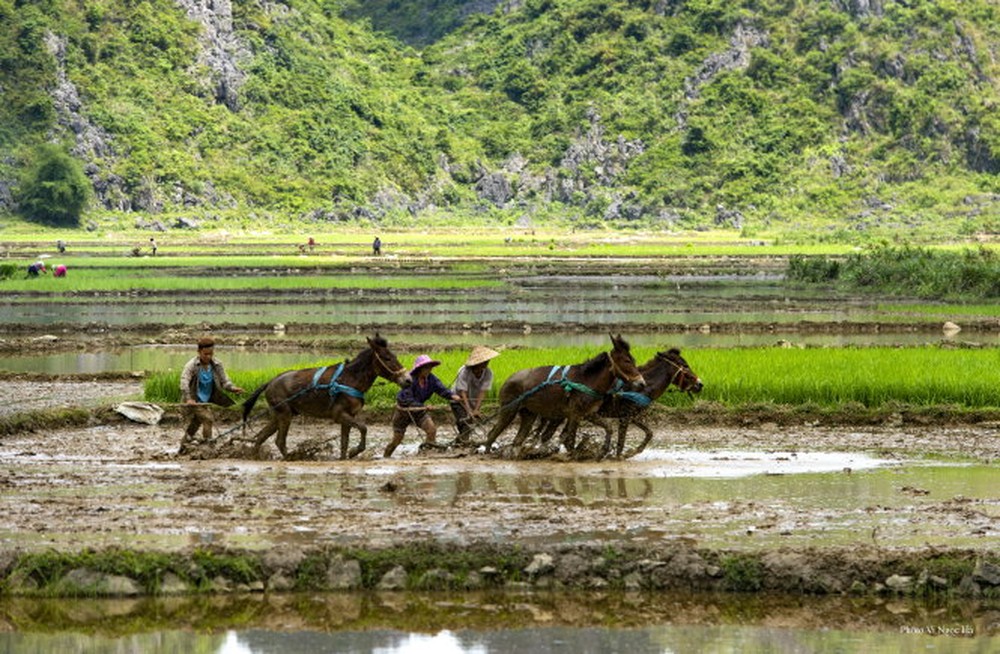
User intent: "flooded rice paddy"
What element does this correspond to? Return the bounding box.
[1,254,998,649]
[1,421,996,554]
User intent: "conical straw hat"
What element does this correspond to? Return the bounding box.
[465,346,500,367]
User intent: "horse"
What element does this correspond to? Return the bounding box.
[527,349,702,459]
[241,334,411,460]
[481,334,645,459]
[596,348,703,458]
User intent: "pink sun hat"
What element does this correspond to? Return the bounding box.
[409,354,441,374]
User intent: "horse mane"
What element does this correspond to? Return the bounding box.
[344,346,372,375]
[658,348,683,362]
[344,335,389,375]
[579,351,610,376]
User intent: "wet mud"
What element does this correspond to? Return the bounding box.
[1,381,997,572]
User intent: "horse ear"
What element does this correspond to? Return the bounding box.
[668,347,681,356]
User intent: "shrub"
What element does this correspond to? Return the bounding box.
[17,144,90,227]
[786,255,841,282]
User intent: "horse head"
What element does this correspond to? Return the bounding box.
[609,333,645,390]
[367,334,412,388]
[657,348,703,394]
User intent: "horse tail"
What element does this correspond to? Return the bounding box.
[242,382,269,424]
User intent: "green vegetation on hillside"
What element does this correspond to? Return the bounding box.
[0,0,997,238]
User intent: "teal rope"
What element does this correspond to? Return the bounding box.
[507,365,602,408]
[610,379,653,408]
[310,363,366,400]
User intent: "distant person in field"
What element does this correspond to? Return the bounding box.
[56,240,66,254]
[149,237,157,256]
[179,336,244,452]
[372,236,382,256]
[53,264,67,278]
[27,261,46,277]
[308,236,316,251]
[450,346,500,444]
[384,355,460,458]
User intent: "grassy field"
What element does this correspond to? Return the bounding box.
[5,223,998,259]
[0,268,502,293]
[145,345,1000,412]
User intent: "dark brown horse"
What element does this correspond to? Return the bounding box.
[481,334,645,458]
[529,349,702,459]
[242,335,411,459]
[600,348,702,458]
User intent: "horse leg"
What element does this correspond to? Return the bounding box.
[559,418,580,452]
[274,412,293,458]
[510,409,537,450]
[576,414,614,460]
[483,403,518,452]
[531,418,560,447]
[615,417,630,458]
[251,416,279,456]
[345,420,368,459]
[623,418,654,459]
[595,415,614,460]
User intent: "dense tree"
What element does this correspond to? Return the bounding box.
[17,144,90,227]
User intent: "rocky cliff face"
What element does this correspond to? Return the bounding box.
[174,0,250,111]
[44,31,132,211]
[40,1,251,213]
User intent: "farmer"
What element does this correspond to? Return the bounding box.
[385,354,460,458]
[27,261,46,277]
[372,236,382,256]
[450,345,500,445]
[53,264,67,278]
[179,336,244,451]
[149,237,157,256]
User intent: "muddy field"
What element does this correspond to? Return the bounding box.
[1,377,998,581]
[1,252,998,608]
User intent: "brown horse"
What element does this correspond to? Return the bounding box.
[529,349,702,459]
[481,334,645,458]
[242,334,411,459]
[600,348,702,458]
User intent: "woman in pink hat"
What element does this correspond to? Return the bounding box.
[385,354,460,458]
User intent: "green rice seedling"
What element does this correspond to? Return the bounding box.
[145,345,1000,413]
[0,269,502,294]
[886,303,1000,318]
[690,347,1000,408]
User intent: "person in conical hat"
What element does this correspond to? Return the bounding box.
[450,346,500,445]
[385,354,460,458]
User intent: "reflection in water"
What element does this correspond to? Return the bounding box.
[0,591,994,653]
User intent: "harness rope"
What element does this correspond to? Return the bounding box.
[609,356,692,409]
[506,364,603,408]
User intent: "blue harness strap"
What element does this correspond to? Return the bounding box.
[610,379,653,408]
[509,365,602,407]
[310,363,365,400]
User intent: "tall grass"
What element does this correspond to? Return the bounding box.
[788,245,1000,299]
[144,346,1000,411]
